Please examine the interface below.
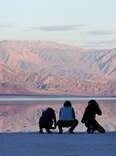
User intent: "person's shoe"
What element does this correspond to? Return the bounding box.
[69,130,74,134]
[59,130,63,134]
[39,129,43,134]
[87,125,94,134]
[90,129,94,133]
[46,129,52,134]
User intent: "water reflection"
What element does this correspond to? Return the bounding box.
[0,99,115,133]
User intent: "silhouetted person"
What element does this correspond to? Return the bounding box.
[57,101,78,134]
[39,107,57,133]
[81,100,105,133]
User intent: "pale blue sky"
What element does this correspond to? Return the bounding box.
[0,0,116,49]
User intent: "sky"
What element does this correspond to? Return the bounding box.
[0,0,116,49]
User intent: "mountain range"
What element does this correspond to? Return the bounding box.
[0,40,116,96]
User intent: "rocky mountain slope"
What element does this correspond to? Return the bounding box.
[0,40,116,96]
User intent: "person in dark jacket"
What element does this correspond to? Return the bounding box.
[39,107,57,133]
[57,101,78,134]
[81,100,105,133]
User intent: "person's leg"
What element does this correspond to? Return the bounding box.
[39,123,43,133]
[95,121,105,133]
[85,121,94,134]
[87,124,94,134]
[57,120,63,133]
[39,128,43,133]
[39,118,43,133]
[58,120,78,133]
[45,128,52,133]
[45,120,53,133]
[69,120,78,133]
[39,119,53,134]
[87,120,106,134]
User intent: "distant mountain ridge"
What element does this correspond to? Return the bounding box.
[0,40,116,96]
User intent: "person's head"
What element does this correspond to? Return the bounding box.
[88,100,99,108]
[64,101,72,107]
[46,107,54,113]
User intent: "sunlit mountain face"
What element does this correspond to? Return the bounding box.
[0,40,116,96]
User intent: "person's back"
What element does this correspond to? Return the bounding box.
[39,107,56,133]
[58,101,78,134]
[41,108,55,121]
[59,106,74,121]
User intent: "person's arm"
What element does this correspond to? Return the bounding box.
[81,108,88,123]
[52,111,57,129]
[53,113,57,128]
[59,108,62,119]
[81,111,86,123]
[96,104,102,115]
[72,108,76,119]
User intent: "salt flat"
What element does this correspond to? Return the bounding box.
[0,132,116,156]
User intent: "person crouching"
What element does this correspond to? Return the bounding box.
[39,107,57,134]
[57,101,78,134]
[81,100,106,134]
